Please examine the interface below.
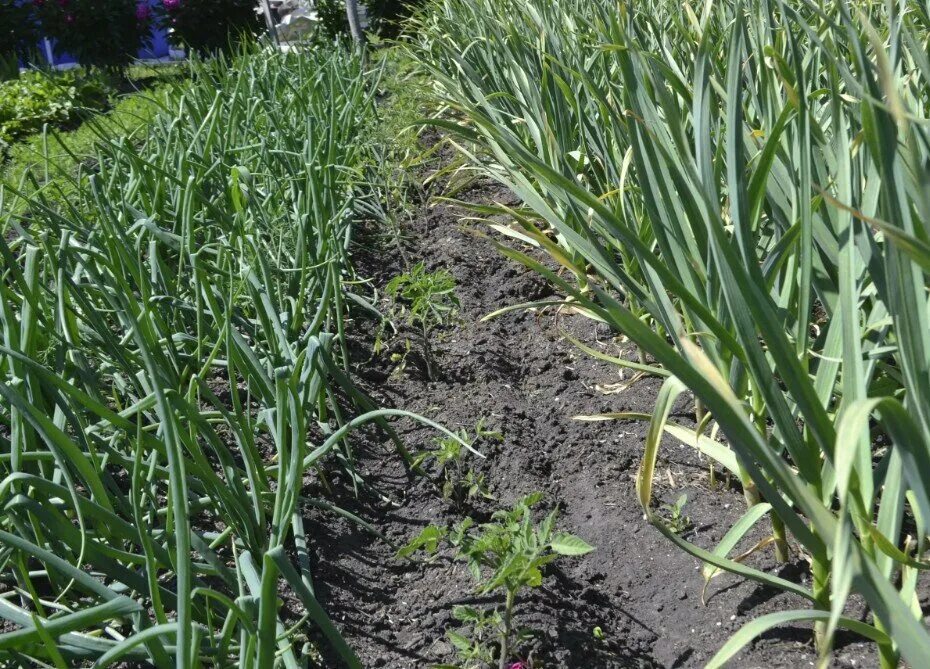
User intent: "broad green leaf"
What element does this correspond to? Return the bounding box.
[550,533,595,556]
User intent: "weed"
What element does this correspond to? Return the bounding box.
[386,261,459,380]
[437,605,504,669]
[399,493,594,669]
[413,419,501,509]
[358,48,437,270]
[660,494,691,536]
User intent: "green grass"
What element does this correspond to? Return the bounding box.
[1,64,187,208]
[369,46,434,159]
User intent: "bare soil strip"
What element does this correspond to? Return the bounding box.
[307,137,874,669]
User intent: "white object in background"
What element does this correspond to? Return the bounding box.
[43,39,55,67]
[276,9,317,42]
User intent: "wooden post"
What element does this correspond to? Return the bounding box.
[345,0,366,45]
[260,0,281,46]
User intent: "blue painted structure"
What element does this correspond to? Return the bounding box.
[20,0,174,68]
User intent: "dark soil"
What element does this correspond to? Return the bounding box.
[304,136,878,668]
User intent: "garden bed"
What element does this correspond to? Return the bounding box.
[305,133,878,668]
[2,3,928,663]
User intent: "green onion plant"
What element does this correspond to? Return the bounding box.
[0,44,463,667]
[412,0,930,665]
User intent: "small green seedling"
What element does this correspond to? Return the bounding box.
[413,420,501,509]
[474,417,504,443]
[399,493,594,669]
[387,338,412,377]
[660,493,691,535]
[386,261,459,380]
[435,605,503,669]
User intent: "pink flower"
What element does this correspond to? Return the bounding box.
[163,0,180,9]
[508,663,527,669]
[136,2,151,21]
[64,13,74,23]
[57,0,68,7]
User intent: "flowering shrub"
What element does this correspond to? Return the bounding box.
[0,0,39,77]
[33,0,153,71]
[159,0,259,54]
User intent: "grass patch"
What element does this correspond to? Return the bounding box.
[1,63,187,213]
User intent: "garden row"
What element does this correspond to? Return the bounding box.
[405,0,930,666]
[0,44,420,666]
[3,0,930,665]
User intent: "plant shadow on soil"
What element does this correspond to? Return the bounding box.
[303,133,879,668]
